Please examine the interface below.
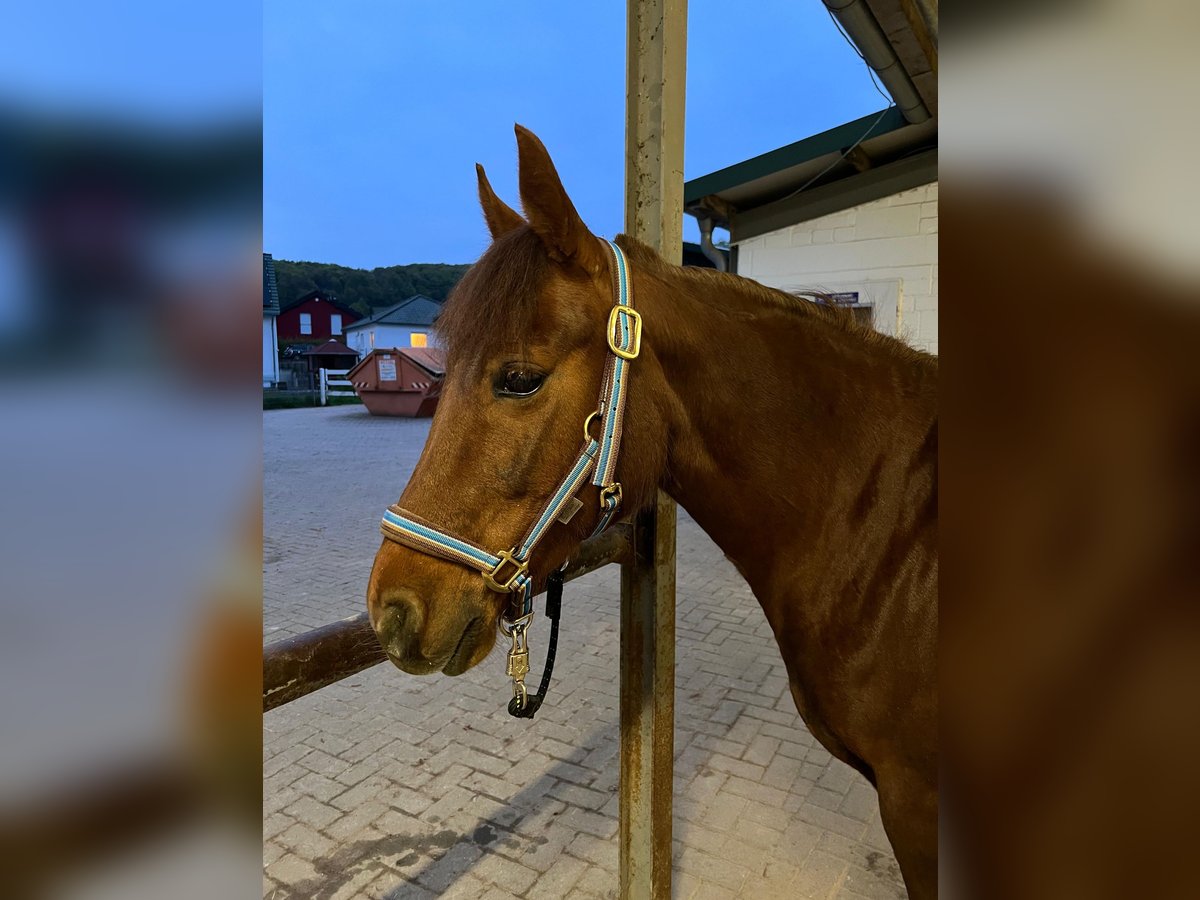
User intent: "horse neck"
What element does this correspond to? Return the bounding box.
[637,262,938,603]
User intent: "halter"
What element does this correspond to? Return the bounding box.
[379,239,641,716]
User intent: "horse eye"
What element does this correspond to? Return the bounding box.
[497,368,545,397]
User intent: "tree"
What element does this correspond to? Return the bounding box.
[272,259,471,312]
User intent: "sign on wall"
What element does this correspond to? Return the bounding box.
[827,291,860,307]
[783,280,900,337]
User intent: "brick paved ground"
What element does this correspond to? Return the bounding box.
[264,406,906,899]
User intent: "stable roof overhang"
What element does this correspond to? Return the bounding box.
[685,0,937,244]
[684,107,936,243]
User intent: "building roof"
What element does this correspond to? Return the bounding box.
[281,289,360,317]
[685,107,936,242]
[304,339,359,356]
[346,295,442,330]
[263,253,280,316]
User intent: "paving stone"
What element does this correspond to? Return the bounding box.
[566,833,617,872]
[278,821,336,859]
[699,791,747,833]
[777,820,825,860]
[373,876,437,899]
[672,823,726,858]
[264,812,295,842]
[329,866,386,900]
[721,774,791,809]
[572,864,618,898]
[324,801,388,844]
[794,849,850,898]
[283,794,342,830]
[694,882,738,900]
[794,802,871,842]
[264,852,319,887]
[675,847,751,893]
[808,785,850,812]
[415,841,486,894]
[292,769,346,803]
[840,781,881,824]
[434,873,492,900]
[556,805,617,840]
[473,850,539,895]
[742,734,781,768]
[731,817,785,851]
[546,780,609,811]
[477,888,524,900]
[525,854,589,900]
[738,803,792,834]
[500,827,569,874]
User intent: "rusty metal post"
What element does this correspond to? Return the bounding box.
[621,1,685,897]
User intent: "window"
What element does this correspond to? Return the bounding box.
[299,313,312,335]
[410,332,427,348]
[330,314,342,335]
[369,331,375,347]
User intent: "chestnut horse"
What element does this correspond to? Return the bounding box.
[366,126,937,898]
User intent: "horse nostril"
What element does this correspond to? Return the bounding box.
[372,591,423,660]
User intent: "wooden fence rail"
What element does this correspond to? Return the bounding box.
[263,524,634,712]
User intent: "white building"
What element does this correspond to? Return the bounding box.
[685,39,937,355]
[263,253,281,387]
[344,295,442,358]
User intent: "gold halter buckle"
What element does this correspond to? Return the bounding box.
[608,307,642,360]
[483,549,528,593]
[600,482,623,510]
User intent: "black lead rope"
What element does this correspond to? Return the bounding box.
[507,568,565,719]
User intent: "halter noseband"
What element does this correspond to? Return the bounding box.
[378,239,640,715]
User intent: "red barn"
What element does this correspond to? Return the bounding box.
[277,290,360,347]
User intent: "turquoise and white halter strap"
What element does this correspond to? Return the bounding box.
[377,239,641,710]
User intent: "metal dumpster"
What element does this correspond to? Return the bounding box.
[347,347,445,417]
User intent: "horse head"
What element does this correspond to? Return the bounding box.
[367,126,667,676]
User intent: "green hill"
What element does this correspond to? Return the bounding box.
[273,259,470,317]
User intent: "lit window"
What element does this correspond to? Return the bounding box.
[330,314,342,335]
[410,332,427,348]
[299,313,312,335]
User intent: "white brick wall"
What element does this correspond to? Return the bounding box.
[735,182,938,354]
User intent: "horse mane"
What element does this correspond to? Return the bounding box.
[614,234,935,366]
[436,226,934,367]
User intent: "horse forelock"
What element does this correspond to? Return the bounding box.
[435,227,549,365]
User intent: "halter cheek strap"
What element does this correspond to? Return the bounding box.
[377,239,640,714]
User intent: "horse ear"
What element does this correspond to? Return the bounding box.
[476,163,525,240]
[514,124,604,273]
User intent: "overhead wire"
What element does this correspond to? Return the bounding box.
[772,8,898,205]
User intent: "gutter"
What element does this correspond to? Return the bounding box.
[822,0,930,124]
[696,216,728,272]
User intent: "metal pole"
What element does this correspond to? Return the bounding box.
[318,367,328,406]
[621,1,685,897]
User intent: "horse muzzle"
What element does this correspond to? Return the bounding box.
[369,579,494,676]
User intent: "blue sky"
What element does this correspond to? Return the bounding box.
[2,3,259,125]
[265,1,887,268]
